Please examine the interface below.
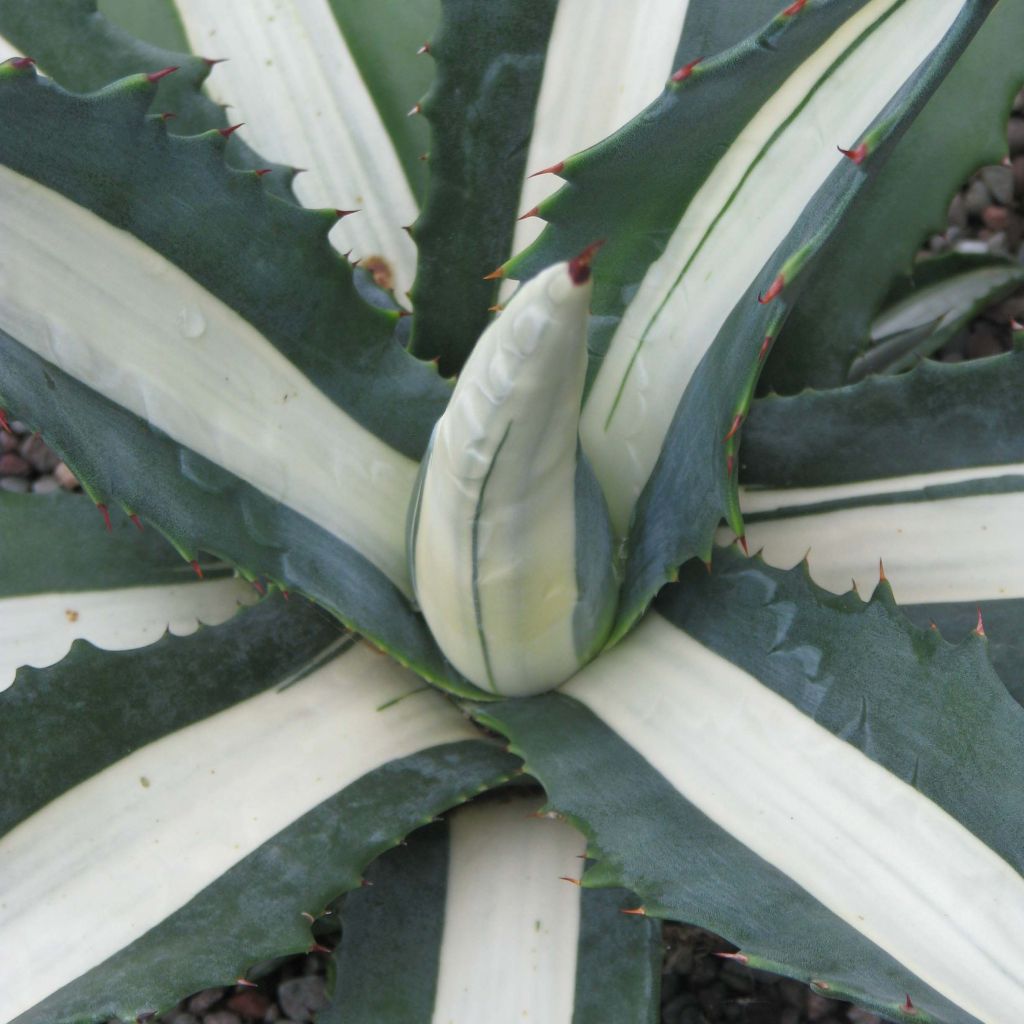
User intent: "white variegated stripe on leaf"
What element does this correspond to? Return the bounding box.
[509,0,688,259]
[411,258,617,696]
[431,800,586,1023]
[580,0,969,534]
[731,473,1024,604]
[0,642,476,1024]
[0,31,21,56]
[562,612,1024,1024]
[173,0,418,300]
[0,167,417,593]
[0,578,258,691]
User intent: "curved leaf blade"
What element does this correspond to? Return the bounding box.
[0,491,256,688]
[478,550,1024,1024]
[739,349,1024,701]
[761,0,1024,392]
[0,598,517,1024]
[327,798,660,1024]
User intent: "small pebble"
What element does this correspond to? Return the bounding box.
[186,988,225,1015]
[226,990,272,1020]
[847,1008,882,1024]
[31,476,61,494]
[806,991,837,1021]
[276,977,326,1023]
[54,462,79,490]
[0,477,30,494]
[981,164,1015,206]
[18,433,59,473]
[203,1011,240,1024]
[0,453,30,477]
[982,205,1010,231]
[964,178,992,217]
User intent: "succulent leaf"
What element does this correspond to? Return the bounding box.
[0,68,462,684]
[408,0,558,373]
[761,0,1024,392]
[501,0,999,641]
[849,252,1024,381]
[477,548,1024,1024]
[326,798,660,1023]
[0,596,517,1024]
[0,0,295,194]
[510,0,690,262]
[740,348,1024,703]
[171,0,423,299]
[410,258,618,696]
[0,491,256,688]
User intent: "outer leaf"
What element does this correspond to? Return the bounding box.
[504,0,997,642]
[849,252,1024,381]
[0,597,518,1024]
[170,0,422,298]
[738,348,1024,702]
[510,0,690,261]
[0,67,471,689]
[407,0,558,374]
[0,491,256,687]
[761,0,1024,392]
[0,0,295,192]
[477,549,1024,1024]
[327,798,660,1023]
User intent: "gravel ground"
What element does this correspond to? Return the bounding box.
[5,95,1023,1024]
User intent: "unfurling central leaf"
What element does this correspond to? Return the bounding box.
[408,251,618,697]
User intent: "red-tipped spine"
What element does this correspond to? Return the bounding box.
[0,409,11,434]
[97,504,112,532]
[782,0,808,15]
[218,123,245,139]
[417,41,431,55]
[738,535,749,556]
[190,560,204,580]
[758,274,785,305]
[671,57,703,83]
[758,335,774,362]
[9,56,37,70]
[568,240,606,285]
[517,205,540,221]
[528,159,565,179]
[335,208,359,219]
[620,906,647,916]
[130,514,144,532]
[483,265,506,281]
[974,607,986,637]
[146,66,179,83]
[723,413,744,442]
[838,142,869,165]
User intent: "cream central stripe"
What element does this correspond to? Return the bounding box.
[0,167,417,592]
[508,0,689,264]
[732,488,1024,605]
[432,799,586,1024]
[0,578,257,691]
[174,0,418,301]
[0,645,475,1023]
[581,0,966,534]
[565,614,1024,1024]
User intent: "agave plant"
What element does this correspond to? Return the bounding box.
[2,1,1024,1022]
